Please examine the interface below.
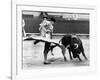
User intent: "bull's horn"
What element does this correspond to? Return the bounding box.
[74,43,78,49]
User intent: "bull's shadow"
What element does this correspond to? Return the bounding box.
[47,57,89,66]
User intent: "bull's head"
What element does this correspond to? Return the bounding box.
[71,37,79,49]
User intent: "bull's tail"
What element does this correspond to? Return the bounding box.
[49,39,62,56]
[49,45,57,56]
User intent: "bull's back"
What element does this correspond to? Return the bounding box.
[61,35,72,47]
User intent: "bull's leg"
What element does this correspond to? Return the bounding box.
[77,55,82,61]
[43,42,51,64]
[81,45,88,60]
[61,45,67,61]
[82,51,88,60]
[68,49,73,60]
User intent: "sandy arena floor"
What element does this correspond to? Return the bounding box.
[23,35,89,69]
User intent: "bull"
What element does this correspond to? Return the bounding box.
[49,34,88,61]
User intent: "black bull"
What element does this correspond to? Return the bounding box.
[45,35,87,63]
[24,35,88,64]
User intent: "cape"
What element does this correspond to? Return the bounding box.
[24,36,61,47]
